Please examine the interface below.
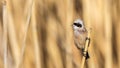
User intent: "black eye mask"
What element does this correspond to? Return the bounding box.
[73,23,82,27]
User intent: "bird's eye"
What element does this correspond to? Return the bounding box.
[78,24,82,27]
[73,23,82,28]
[73,23,77,26]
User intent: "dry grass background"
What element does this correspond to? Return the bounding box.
[0,0,120,68]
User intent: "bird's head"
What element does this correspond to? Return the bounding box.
[73,19,86,32]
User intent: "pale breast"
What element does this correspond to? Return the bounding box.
[74,30,87,49]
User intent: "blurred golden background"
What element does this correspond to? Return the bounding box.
[0,0,120,68]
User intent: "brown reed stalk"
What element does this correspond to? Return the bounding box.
[31,1,42,68]
[18,0,33,68]
[66,0,74,68]
[104,1,112,68]
[46,17,64,68]
[7,11,20,68]
[117,20,120,68]
[6,0,20,67]
[81,30,91,68]
[111,1,120,68]
[2,1,8,68]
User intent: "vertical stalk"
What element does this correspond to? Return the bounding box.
[66,0,74,68]
[18,0,33,67]
[3,1,8,68]
[104,0,112,68]
[81,31,91,68]
[31,1,41,68]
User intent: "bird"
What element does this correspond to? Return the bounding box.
[72,19,89,59]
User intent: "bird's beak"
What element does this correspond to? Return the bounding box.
[82,28,86,32]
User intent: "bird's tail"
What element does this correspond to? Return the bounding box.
[86,52,90,59]
[82,48,90,60]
